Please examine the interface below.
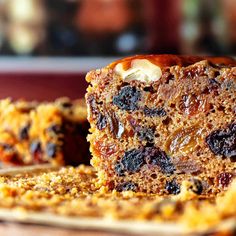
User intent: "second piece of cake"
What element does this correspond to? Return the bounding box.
[86,55,236,195]
[0,98,90,167]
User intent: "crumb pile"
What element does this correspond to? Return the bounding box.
[0,165,235,232]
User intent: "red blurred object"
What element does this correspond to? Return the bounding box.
[0,57,115,101]
[0,73,87,101]
[144,0,181,53]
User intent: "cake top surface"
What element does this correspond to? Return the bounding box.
[105,54,236,83]
[109,54,236,70]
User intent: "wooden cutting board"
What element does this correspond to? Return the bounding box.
[0,223,124,236]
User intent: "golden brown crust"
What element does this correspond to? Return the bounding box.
[109,54,236,70]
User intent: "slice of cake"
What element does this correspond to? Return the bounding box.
[0,98,90,167]
[86,55,236,195]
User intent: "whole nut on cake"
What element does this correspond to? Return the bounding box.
[114,59,162,83]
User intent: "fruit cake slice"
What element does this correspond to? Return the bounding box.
[86,55,236,195]
[0,98,90,167]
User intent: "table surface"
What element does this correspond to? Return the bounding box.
[0,222,129,236]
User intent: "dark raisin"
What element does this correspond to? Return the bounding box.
[206,123,236,159]
[144,147,175,174]
[165,180,180,195]
[209,78,220,86]
[116,182,137,192]
[143,86,155,93]
[136,127,155,143]
[114,162,125,176]
[121,149,145,173]
[0,143,14,151]
[30,141,44,163]
[30,141,41,154]
[47,124,63,134]
[60,101,72,108]
[19,124,30,140]
[189,179,203,195]
[96,113,107,130]
[46,143,57,158]
[143,106,167,117]
[217,172,233,188]
[115,146,174,176]
[113,86,141,111]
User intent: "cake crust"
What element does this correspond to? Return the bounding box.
[108,54,236,69]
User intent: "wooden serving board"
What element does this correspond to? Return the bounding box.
[0,165,234,236]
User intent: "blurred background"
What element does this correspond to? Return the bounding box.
[0,0,235,100]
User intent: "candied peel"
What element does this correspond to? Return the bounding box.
[0,165,235,232]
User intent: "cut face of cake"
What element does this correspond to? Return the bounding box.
[86,55,236,195]
[0,98,90,167]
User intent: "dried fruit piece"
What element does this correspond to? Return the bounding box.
[115,162,125,176]
[87,94,100,118]
[60,101,72,108]
[136,127,155,143]
[183,65,206,78]
[96,114,107,130]
[0,143,14,151]
[30,140,43,163]
[115,146,174,176]
[165,125,204,156]
[217,172,233,188]
[106,111,124,138]
[206,123,236,158]
[113,86,141,111]
[165,180,180,195]
[144,147,175,174]
[30,141,41,154]
[143,106,167,117]
[174,157,201,174]
[179,94,209,116]
[189,179,203,195]
[19,124,30,140]
[116,182,137,192]
[46,143,57,158]
[93,140,117,159]
[120,149,145,173]
[47,124,63,135]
